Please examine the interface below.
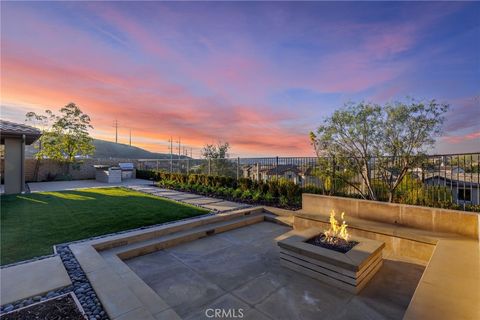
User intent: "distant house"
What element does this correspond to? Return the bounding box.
[263,164,301,183]
[424,173,479,205]
[299,166,322,187]
[242,164,302,184]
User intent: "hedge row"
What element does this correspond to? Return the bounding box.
[137,170,309,208]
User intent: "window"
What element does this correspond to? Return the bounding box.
[458,188,472,202]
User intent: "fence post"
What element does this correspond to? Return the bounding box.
[208,158,211,175]
[332,155,336,195]
[276,156,279,180]
[237,157,240,180]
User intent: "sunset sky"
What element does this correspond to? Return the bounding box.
[1,2,479,157]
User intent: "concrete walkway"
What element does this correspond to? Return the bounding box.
[0,256,71,305]
[27,179,152,193]
[128,186,251,213]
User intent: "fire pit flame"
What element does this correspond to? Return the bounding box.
[324,210,350,244]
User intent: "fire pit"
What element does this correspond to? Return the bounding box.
[278,210,384,294]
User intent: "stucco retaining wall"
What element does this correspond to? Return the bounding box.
[302,194,479,240]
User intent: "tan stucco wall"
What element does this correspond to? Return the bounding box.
[1,158,140,182]
[4,138,23,194]
[302,193,479,240]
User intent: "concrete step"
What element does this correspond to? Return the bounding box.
[93,206,264,251]
[105,213,265,260]
[264,213,294,226]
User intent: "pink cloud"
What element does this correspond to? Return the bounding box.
[442,131,480,144]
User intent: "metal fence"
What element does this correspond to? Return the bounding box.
[138,152,480,209]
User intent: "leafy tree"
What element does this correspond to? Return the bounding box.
[310,99,448,202]
[26,103,95,176]
[201,142,235,177]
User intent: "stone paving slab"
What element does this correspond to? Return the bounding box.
[201,201,249,211]
[164,194,204,201]
[0,256,71,305]
[181,197,224,205]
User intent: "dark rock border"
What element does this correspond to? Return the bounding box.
[56,245,108,320]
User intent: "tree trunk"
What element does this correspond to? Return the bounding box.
[65,162,70,176]
[388,191,394,203]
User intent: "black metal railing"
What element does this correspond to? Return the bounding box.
[138,152,480,211]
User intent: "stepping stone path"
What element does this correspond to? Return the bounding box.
[128,186,251,213]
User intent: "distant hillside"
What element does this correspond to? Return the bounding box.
[92,139,174,159]
[26,139,189,159]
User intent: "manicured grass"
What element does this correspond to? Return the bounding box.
[0,187,208,265]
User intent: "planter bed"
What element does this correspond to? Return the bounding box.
[0,293,85,320]
[156,184,302,210]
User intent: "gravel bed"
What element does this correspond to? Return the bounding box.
[0,287,73,315]
[0,294,84,320]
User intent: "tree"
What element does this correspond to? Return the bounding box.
[201,142,235,177]
[310,99,448,202]
[26,103,95,176]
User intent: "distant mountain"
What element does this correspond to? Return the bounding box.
[92,139,174,159]
[26,139,189,159]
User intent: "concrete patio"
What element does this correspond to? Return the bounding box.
[26,178,153,193]
[125,222,423,320]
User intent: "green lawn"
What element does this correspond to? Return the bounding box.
[0,187,208,265]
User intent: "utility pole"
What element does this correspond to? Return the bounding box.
[178,137,181,159]
[113,120,119,143]
[168,136,173,173]
[129,128,132,146]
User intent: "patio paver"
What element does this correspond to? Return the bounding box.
[129,186,251,213]
[0,256,71,305]
[125,222,423,319]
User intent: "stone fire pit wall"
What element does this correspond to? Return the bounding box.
[278,227,385,294]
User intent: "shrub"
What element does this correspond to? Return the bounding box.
[279,195,289,207]
[259,182,269,195]
[238,178,252,191]
[267,180,279,197]
[223,187,234,198]
[264,192,274,203]
[252,190,263,202]
[241,190,253,200]
[233,188,243,199]
[303,184,323,195]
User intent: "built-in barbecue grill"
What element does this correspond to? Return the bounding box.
[118,163,135,180]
